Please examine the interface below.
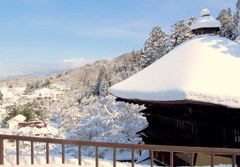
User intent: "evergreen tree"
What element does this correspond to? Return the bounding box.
[0,90,2,100]
[234,0,240,40]
[127,50,141,74]
[109,50,142,85]
[141,26,172,69]
[93,66,111,96]
[187,16,196,26]
[217,8,234,39]
[130,50,141,70]
[170,19,194,47]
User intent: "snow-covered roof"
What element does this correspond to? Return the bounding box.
[190,9,221,31]
[7,114,26,123]
[109,35,240,108]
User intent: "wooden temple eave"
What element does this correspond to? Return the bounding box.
[115,97,233,108]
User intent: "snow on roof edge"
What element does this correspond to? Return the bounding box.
[7,114,26,122]
[111,92,240,108]
[190,16,221,31]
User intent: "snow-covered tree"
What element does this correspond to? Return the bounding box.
[187,16,196,26]
[93,66,111,97]
[141,26,172,69]
[217,8,235,39]
[233,0,240,41]
[129,50,141,72]
[69,95,147,158]
[170,19,194,47]
[115,50,141,80]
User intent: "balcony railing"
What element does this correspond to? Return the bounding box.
[0,134,239,166]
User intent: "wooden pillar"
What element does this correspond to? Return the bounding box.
[131,149,135,167]
[170,152,174,167]
[31,141,34,165]
[46,142,49,164]
[62,144,65,164]
[78,146,81,166]
[16,140,19,165]
[0,138,4,165]
[113,148,116,167]
[190,152,194,167]
[211,154,215,167]
[95,146,99,167]
[150,150,154,167]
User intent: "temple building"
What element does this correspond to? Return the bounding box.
[190,8,221,35]
[109,9,240,165]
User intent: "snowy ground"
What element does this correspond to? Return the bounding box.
[3,154,149,167]
[2,154,233,167]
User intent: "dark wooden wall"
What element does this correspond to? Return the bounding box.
[138,103,240,148]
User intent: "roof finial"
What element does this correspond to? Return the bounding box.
[200,9,210,17]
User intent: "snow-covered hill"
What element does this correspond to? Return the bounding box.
[0,51,147,160]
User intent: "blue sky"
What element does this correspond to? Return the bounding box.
[0,0,236,78]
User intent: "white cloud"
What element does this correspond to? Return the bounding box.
[0,59,88,79]
[70,27,147,38]
[58,59,88,70]
[68,20,149,39]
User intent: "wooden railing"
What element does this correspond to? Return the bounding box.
[0,134,240,166]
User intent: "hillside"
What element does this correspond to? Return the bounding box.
[0,51,141,93]
[0,50,147,159]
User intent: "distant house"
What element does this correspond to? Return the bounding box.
[56,91,66,99]
[7,114,26,128]
[18,122,47,128]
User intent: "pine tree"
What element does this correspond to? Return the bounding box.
[130,50,140,69]
[237,0,240,8]
[140,26,172,69]
[0,90,3,100]
[187,16,196,26]
[93,66,111,97]
[109,50,142,85]
[234,0,240,40]
[217,8,234,39]
[128,50,141,73]
[170,19,194,47]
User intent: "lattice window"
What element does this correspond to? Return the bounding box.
[234,130,240,143]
